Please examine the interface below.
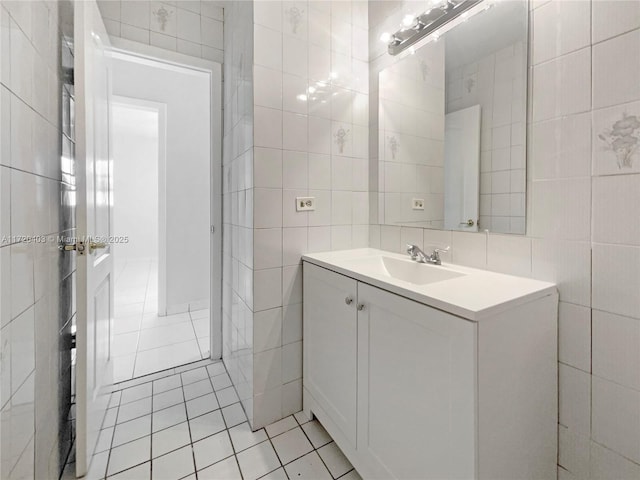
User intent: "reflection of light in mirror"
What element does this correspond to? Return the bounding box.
[329,71,338,79]
[380,32,392,43]
[308,86,316,94]
[61,155,73,174]
[402,14,416,27]
[296,94,308,102]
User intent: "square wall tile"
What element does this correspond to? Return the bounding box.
[593,244,640,318]
[281,341,302,384]
[593,310,640,390]
[592,376,640,464]
[283,151,308,190]
[254,66,283,110]
[592,0,640,43]
[530,178,591,241]
[254,308,282,354]
[486,234,531,276]
[254,148,283,189]
[254,268,282,312]
[558,302,591,373]
[254,347,282,395]
[530,113,591,180]
[254,229,283,270]
[593,29,640,109]
[451,231,487,269]
[532,47,591,122]
[121,1,150,29]
[254,24,282,70]
[559,364,591,437]
[282,227,308,266]
[590,441,640,480]
[592,101,640,176]
[558,426,590,479]
[532,0,590,65]
[532,239,591,307]
[255,107,283,149]
[254,189,283,229]
[593,174,640,246]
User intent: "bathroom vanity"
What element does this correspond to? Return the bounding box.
[302,248,558,480]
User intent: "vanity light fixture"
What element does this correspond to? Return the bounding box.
[387,0,483,56]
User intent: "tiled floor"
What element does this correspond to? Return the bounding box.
[62,360,360,480]
[113,259,211,382]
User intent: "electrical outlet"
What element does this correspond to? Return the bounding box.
[296,197,316,211]
[412,198,425,210]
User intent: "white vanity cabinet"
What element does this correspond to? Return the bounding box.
[303,263,358,447]
[303,258,558,480]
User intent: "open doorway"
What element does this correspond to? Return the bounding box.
[108,43,221,382]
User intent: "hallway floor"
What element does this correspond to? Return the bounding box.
[62,360,359,480]
[113,260,211,382]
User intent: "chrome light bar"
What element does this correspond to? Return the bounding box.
[387,0,483,55]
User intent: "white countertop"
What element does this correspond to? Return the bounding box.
[302,248,557,321]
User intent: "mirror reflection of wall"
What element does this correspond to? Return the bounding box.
[378,0,528,235]
[379,43,446,229]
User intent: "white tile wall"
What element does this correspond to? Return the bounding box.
[222,0,254,426]
[97,0,224,62]
[369,0,640,475]
[0,1,74,478]
[248,0,369,429]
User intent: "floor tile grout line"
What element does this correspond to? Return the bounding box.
[112,358,222,393]
[182,378,199,480]
[188,310,206,360]
[71,368,355,480]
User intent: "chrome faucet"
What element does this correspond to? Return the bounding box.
[406,244,450,265]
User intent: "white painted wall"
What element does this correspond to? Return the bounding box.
[111,53,210,315]
[112,104,159,265]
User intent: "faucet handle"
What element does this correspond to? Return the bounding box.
[434,246,450,254]
[406,244,418,260]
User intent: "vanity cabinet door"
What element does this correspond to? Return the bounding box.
[303,263,358,447]
[356,283,477,480]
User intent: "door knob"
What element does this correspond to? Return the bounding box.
[357,303,365,311]
[459,219,475,227]
[345,296,353,305]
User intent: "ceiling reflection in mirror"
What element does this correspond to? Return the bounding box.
[378,0,528,234]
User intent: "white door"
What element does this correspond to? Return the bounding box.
[444,105,481,232]
[303,264,358,447]
[356,283,476,479]
[74,0,114,476]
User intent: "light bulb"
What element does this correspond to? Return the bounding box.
[402,14,416,27]
[379,32,392,43]
[308,86,316,94]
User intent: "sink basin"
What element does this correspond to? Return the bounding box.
[343,255,466,285]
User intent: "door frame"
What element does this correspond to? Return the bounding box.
[108,38,223,360]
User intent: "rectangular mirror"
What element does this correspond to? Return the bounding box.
[378,0,528,234]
